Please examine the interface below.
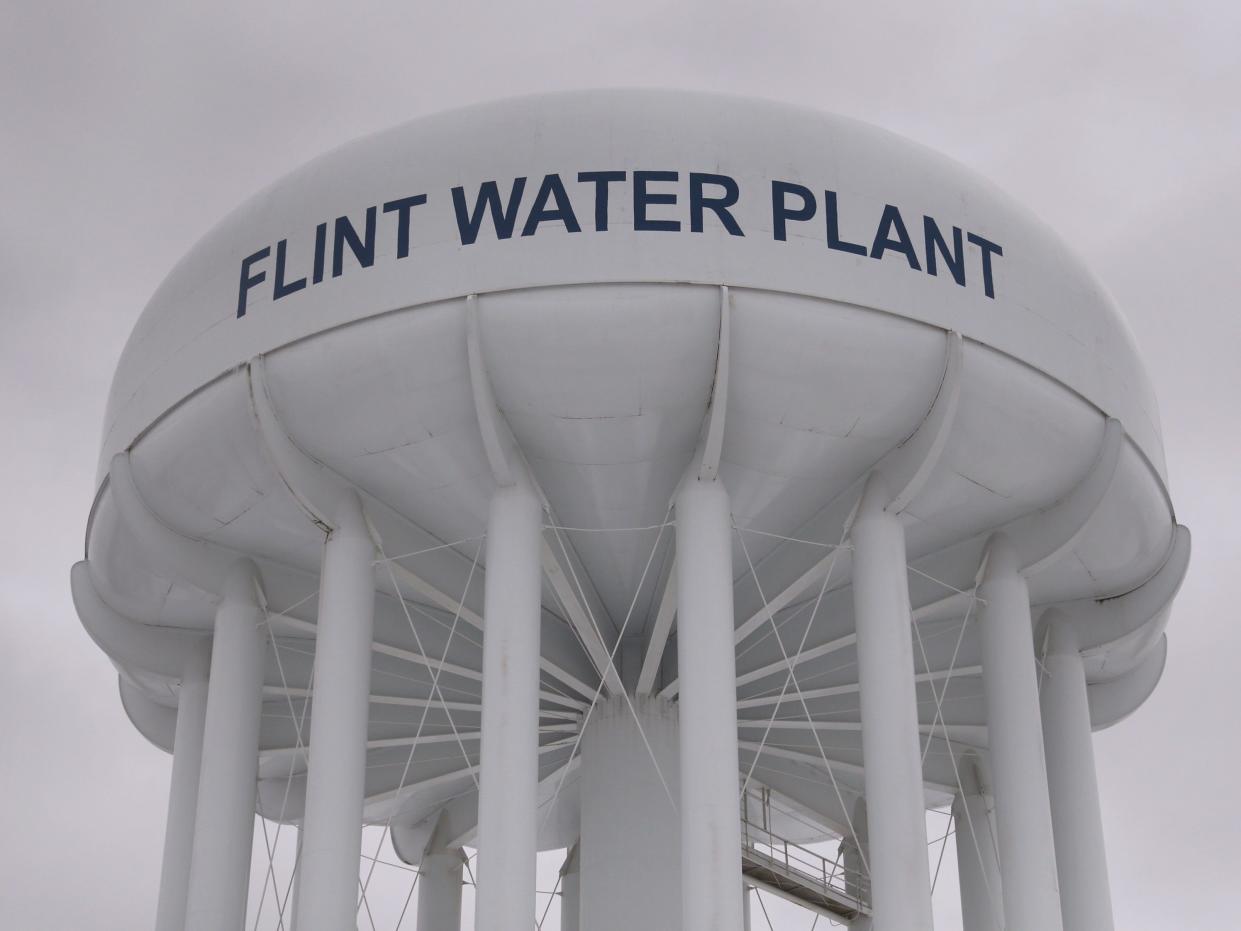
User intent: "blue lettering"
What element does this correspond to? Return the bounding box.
[924,217,965,286]
[634,171,680,232]
[825,191,868,256]
[273,239,306,300]
[870,204,921,270]
[522,174,582,237]
[690,173,743,236]
[332,207,377,278]
[772,181,816,241]
[236,247,270,318]
[312,222,327,284]
[967,232,1003,299]
[452,179,527,245]
[577,171,626,231]
[383,195,429,259]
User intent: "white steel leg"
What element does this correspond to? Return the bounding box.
[560,843,580,931]
[675,476,744,931]
[954,789,1003,931]
[295,492,377,931]
[1041,617,1115,931]
[184,560,266,931]
[154,640,210,931]
[417,847,465,930]
[849,473,934,930]
[474,480,544,930]
[977,534,1063,931]
[841,829,872,931]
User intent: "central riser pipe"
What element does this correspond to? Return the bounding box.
[579,696,681,929]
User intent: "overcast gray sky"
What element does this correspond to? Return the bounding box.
[2,2,1239,928]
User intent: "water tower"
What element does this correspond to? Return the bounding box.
[74,89,1187,931]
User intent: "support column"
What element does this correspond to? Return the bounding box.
[295,492,377,931]
[474,479,543,931]
[977,534,1063,931]
[742,882,752,931]
[560,843,580,931]
[184,560,266,931]
[841,799,871,931]
[417,847,465,930]
[580,696,680,929]
[154,639,211,931]
[289,825,303,924]
[848,473,934,930]
[675,476,744,931]
[1041,617,1115,931]
[953,788,1003,931]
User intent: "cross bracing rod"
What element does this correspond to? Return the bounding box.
[464,293,622,697]
[635,557,677,695]
[748,400,1119,650]
[119,670,581,765]
[93,481,593,710]
[255,739,579,826]
[629,287,732,700]
[391,756,582,857]
[264,687,580,721]
[658,413,1124,701]
[736,719,988,756]
[252,355,604,701]
[274,616,585,710]
[257,722,579,760]
[735,666,983,710]
[541,537,625,695]
[729,330,964,647]
[363,739,577,816]
[739,741,958,797]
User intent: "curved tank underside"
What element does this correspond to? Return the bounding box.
[79,282,1185,847]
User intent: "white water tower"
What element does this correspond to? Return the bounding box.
[75,89,1187,931]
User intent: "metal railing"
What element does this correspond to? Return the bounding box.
[740,787,869,914]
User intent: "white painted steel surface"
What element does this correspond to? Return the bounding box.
[97,92,1166,478]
